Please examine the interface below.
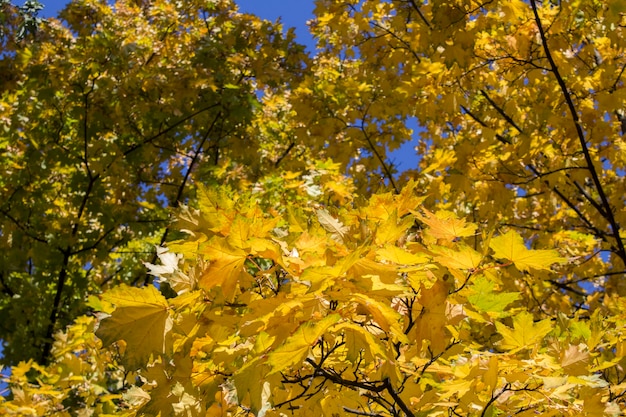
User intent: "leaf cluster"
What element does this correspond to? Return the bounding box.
[2,0,626,415]
[14,181,617,416]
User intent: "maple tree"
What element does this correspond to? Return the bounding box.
[2,0,626,416]
[0,0,307,364]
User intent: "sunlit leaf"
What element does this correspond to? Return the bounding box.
[495,311,553,352]
[266,314,340,374]
[96,285,172,369]
[490,230,564,271]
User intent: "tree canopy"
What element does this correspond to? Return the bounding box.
[1,0,626,415]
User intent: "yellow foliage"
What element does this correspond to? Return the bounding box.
[2,0,626,416]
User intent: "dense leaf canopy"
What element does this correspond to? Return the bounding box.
[1,0,626,415]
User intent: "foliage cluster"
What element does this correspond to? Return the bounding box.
[1,0,626,415]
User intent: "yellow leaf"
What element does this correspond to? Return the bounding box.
[561,344,589,376]
[374,211,415,245]
[412,279,450,354]
[253,332,276,355]
[431,244,483,270]
[495,311,552,352]
[200,237,251,300]
[233,357,266,414]
[490,230,564,271]
[413,209,477,242]
[355,274,407,296]
[226,215,252,249]
[96,285,172,370]
[483,355,499,390]
[266,314,340,375]
[331,322,387,362]
[376,244,429,265]
[350,293,408,343]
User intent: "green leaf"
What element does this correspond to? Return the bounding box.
[467,275,519,315]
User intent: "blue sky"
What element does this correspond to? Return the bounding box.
[35,0,419,174]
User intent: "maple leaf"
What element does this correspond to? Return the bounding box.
[332,322,388,362]
[316,208,349,243]
[413,209,477,242]
[144,246,197,295]
[376,212,416,245]
[232,357,272,414]
[266,314,340,375]
[412,279,451,354]
[430,244,483,271]
[495,311,553,352]
[467,275,519,316]
[96,284,172,370]
[199,236,251,300]
[376,244,429,265]
[489,230,564,271]
[350,293,408,343]
[561,344,590,376]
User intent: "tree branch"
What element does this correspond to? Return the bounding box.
[140,111,222,286]
[274,141,295,167]
[0,208,49,244]
[40,248,70,363]
[41,109,100,362]
[358,125,399,194]
[460,105,511,144]
[479,89,524,134]
[530,0,626,265]
[343,407,384,417]
[407,0,432,29]
[122,102,221,158]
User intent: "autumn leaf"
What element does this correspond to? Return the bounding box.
[199,236,251,300]
[96,285,172,369]
[467,275,519,316]
[144,246,196,295]
[374,210,415,245]
[495,311,553,352]
[413,209,477,242]
[331,322,387,362]
[430,244,483,271]
[376,244,429,265]
[316,208,349,243]
[412,279,451,354]
[490,230,564,271]
[350,293,408,343]
[266,314,340,374]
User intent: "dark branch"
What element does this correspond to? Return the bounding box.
[530,0,626,265]
[406,0,432,29]
[343,407,384,417]
[358,125,400,194]
[274,142,295,167]
[141,112,222,286]
[0,209,49,244]
[460,105,511,144]
[479,89,524,133]
[40,248,70,363]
